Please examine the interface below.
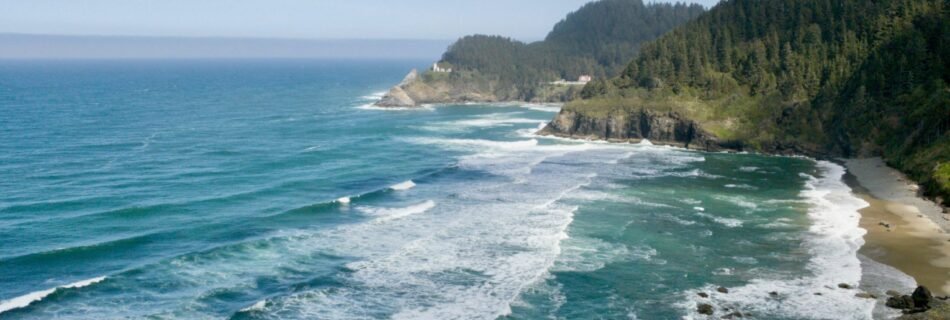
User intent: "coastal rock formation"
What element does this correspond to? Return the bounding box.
[886,286,949,318]
[538,108,723,151]
[375,70,421,107]
[373,69,503,108]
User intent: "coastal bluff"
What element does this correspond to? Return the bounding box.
[539,108,725,152]
[373,69,499,108]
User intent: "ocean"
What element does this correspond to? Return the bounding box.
[0,60,876,319]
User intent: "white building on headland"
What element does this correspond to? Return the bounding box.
[431,63,452,73]
[551,75,593,86]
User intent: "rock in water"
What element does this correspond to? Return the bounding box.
[697,303,714,315]
[887,295,916,309]
[913,286,933,309]
[717,286,729,294]
[838,283,853,289]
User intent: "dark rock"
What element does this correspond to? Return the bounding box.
[855,292,877,299]
[838,283,853,289]
[698,303,715,315]
[887,295,916,309]
[698,292,709,298]
[887,290,903,297]
[539,109,724,151]
[912,286,933,309]
[717,287,730,294]
[769,291,779,297]
[814,292,823,296]
[722,311,743,319]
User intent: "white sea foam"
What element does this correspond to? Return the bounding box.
[245,135,640,319]
[714,195,759,211]
[418,114,544,133]
[359,200,436,223]
[389,180,416,191]
[520,104,562,113]
[724,183,757,190]
[361,91,388,101]
[405,137,540,152]
[241,300,267,312]
[336,197,351,204]
[0,276,106,314]
[553,237,633,272]
[739,166,759,172]
[680,161,874,319]
[451,117,543,128]
[696,212,743,228]
[355,103,434,111]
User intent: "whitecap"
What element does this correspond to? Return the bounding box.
[714,195,759,211]
[724,184,757,190]
[679,161,874,319]
[0,276,107,314]
[696,212,743,228]
[359,200,436,223]
[521,104,562,113]
[360,91,388,101]
[389,180,416,191]
[355,103,433,111]
[240,300,267,312]
[336,197,351,205]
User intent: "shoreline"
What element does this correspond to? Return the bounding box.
[843,158,950,296]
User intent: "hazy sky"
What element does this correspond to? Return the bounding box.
[0,0,719,41]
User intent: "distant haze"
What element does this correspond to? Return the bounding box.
[0,34,452,59]
[0,0,720,59]
[0,1,719,41]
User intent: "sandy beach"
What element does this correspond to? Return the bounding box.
[845,158,950,296]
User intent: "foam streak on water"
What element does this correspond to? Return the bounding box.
[0,277,106,313]
[0,61,882,320]
[680,161,874,319]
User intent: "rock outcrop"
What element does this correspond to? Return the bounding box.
[373,70,501,108]
[886,286,950,319]
[375,70,421,107]
[538,108,724,151]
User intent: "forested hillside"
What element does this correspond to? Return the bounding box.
[429,0,705,101]
[560,0,949,203]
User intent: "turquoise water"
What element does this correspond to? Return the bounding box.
[0,60,873,319]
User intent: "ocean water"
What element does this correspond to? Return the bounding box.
[0,60,875,319]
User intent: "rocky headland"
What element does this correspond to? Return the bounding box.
[538,108,724,151]
[374,70,500,108]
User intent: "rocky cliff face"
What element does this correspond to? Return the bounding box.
[374,70,499,108]
[539,109,725,151]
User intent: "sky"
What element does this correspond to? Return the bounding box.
[0,0,719,41]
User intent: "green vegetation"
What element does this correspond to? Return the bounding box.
[424,0,705,101]
[572,0,950,203]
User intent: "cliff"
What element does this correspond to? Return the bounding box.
[568,0,949,205]
[539,108,725,152]
[374,70,580,108]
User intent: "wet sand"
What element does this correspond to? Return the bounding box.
[844,158,950,296]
